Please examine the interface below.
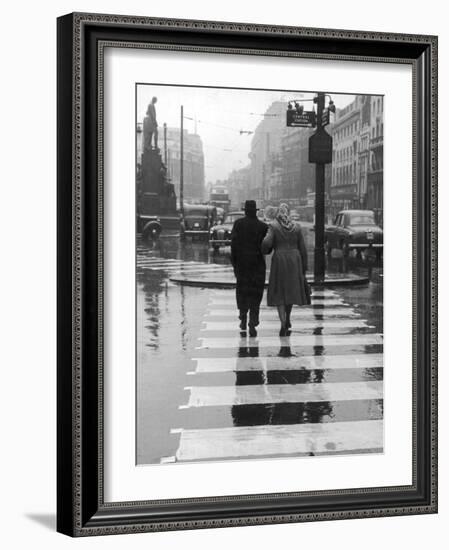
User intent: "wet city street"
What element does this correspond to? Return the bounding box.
[136,225,383,465]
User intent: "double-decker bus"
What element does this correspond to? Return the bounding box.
[209,187,230,213]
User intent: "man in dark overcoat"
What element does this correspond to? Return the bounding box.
[231,200,268,337]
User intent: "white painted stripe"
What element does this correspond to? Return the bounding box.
[137,262,190,268]
[137,258,188,265]
[182,381,383,408]
[201,319,371,331]
[137,263,233,272]
[140,266,195,271]
[173,420,383,461]
[172,266,233,272]
[206,308,360,318]
[137,260,202,266]
[189,353,383,373]
[209,298,346,307]
[196,333,383,349]
[211,289,340,298]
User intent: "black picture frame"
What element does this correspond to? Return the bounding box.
[57,12,438,536]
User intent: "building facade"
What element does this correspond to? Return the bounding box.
[330,94,384,223]
[226,166,251,210]
[165,127,205,204]
[218,94,384,223]
[279,125,331,207]
[331,97,362,212]
[248,101,286,201]
[366,96,384,225]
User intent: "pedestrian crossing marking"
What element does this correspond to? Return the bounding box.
[208,298,346,307]
[188,353,383,373]
[136,250,384,463]
[181,380,383,408]
[196,333,383,349]
[201,319,371,331]
[172,419,383,461]
[206,308,361,318]
[210,290,340,299]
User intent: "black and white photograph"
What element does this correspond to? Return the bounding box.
[135,84,384,465]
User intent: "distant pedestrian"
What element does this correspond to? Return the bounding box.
[262,203,309,336]
[231,200,268,337]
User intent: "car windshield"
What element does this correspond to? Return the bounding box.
[185,210,209,218]
[224,213,244,224]
[349,214,375,225]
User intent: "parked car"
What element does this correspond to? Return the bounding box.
[215,207,225,223]
[209,211,244,250]
[325,210,383,258]
[180,204,217,240]
[138,215,162,242]
[290,209,301,222]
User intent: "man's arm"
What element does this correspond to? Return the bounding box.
[230,220,240,269]
[261,224,274,255]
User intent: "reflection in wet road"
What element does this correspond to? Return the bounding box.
[136,228,383,465]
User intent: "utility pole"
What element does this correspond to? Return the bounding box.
[286,94,333,282]
[180,105,184,216]
[314,92,326,282]
[163,123,167,166]
[308,92,333,282]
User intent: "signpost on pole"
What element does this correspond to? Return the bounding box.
[309,93,333,282]
[286,109,317,128]
[286,94,334,282]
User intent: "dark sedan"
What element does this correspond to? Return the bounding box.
[325,210,383,258]
[209,211,244,250]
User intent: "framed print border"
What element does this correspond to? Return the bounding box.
[57,12,438,536]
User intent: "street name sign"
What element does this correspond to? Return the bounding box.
[286,110,317,128]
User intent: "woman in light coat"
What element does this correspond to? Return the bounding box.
[262,203,309,335]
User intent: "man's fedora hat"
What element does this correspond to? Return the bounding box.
[244,200,258,212]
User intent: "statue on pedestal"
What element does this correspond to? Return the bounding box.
[143,97,158,151]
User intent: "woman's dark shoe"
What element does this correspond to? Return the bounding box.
[249,326,257,337]
[239,320,247,331]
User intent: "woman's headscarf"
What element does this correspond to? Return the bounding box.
[276,203,295,231]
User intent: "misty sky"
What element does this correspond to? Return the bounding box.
[137,84,356,184]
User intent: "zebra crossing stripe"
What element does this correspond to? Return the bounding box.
[172,419,383,461]
[201,319,372,331]
[137,265,206,270]
[137,262,234,272]
[188,353,383,374]
[206,308,361,318]
[171,266,233,272]
[196,333,383,349]
[210,289,340,298]
[137,258,188,264]
[208,298,346,307]
[181,380,383,408]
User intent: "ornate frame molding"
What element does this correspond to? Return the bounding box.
[57,12,437,537]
